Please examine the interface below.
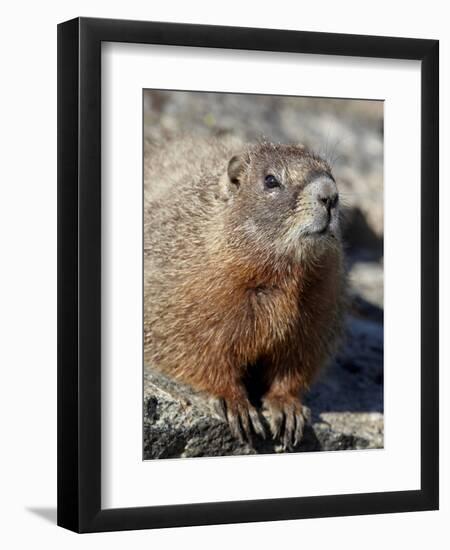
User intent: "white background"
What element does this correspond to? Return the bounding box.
[102,44,421,508]
[0,1,448,548]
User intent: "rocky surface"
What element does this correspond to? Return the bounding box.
[143,92,384,458]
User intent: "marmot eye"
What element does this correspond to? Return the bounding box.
[264,174,280,189]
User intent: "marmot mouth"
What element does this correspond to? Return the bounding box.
[317,222,330,235]
[308,216,331,236]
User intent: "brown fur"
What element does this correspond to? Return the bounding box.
[144,136,346,448]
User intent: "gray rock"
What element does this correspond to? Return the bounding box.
[348,259,384,309]
[344,255,384,325]
[143,315,383,459]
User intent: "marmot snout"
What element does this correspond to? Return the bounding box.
[144,137,346,449]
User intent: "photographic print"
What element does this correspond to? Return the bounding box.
[143,90,384,459]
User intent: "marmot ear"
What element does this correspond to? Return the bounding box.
[227,155,245,188]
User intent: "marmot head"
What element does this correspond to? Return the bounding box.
[221,142,341,261]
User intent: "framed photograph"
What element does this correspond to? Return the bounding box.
[57,17,439,533]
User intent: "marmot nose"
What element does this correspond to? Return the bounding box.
[318,191,338,212]
[311,177,338,212]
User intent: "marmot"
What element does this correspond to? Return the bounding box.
[144,136,346,449]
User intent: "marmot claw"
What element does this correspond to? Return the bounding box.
[213,396,266,443]
[262,397,308,450]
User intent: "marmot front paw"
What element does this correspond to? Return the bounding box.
[213,395,266,443]
[262,396,310,450]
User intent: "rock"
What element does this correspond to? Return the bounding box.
[143,315,384,459]
[347,257,384,324]
[348,259,384,309]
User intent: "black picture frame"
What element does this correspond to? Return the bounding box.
[57,16,439,533]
